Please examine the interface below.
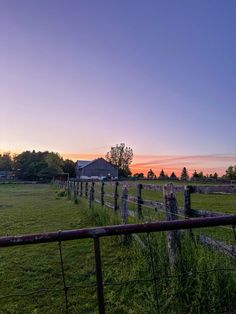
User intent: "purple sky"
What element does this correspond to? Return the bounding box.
[1,1,236,173]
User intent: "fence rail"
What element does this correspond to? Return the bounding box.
[56,180,236,262]
[0,216,236,314]
[1,216,235,248]
[1,181,236,313]
[58,180,236,219]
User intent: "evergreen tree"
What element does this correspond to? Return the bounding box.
[158,169,167,180]
[147,169,156,179]
[180,167,189,181]
[170,171,178,180]
[192,170,205,180]
[192,170,198,179]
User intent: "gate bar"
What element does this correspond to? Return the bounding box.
[0,215,235,248]
[94,237,105,314]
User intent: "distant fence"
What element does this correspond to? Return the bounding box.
[55,180,236,262]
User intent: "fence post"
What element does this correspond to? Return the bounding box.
[76,181,79,198]
[80,182,83,197]
[184,185,196,241]
[184,186,192,217]
[67,181,71,199]
[121,186,128,224]
[74,181,78,204]
[89,182,95,208]
[101,182,105,206]
[114,182,119,212]
[93,237,105,314]
[78,181,80,196]
[92,182,95,201]
[70,181,73,200]
[137,184,143,219]
[85,182,88,198]
[163,183,180,268]
[64,181,67,193]
[89,183,92,208]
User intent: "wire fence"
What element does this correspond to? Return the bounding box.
[0,181,236,313]
[61,179,236,249]
[0,215,236,313]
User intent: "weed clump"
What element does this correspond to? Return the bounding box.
[56,189,66,198]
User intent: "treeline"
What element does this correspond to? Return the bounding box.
[1,150,236,182]
[0,151,75,180]
[134,165,236,181]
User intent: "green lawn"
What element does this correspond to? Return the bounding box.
[99,181,236,220]
[98,180,236,213]
[0,184,235,313]
[101,181,236,244]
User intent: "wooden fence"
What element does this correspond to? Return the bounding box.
[55,180,236,263]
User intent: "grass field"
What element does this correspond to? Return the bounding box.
[0,183,235,313]
[101,181,236,241]
[99,180,236,213]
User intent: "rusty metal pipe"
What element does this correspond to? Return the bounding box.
[0,215,235,248]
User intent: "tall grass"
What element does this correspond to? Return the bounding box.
[0,184,235,313]
[77,194,236,313]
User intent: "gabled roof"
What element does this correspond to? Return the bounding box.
[76,158,118,171]
[76,160,92,169]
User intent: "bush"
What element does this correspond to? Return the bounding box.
[56,189,66,197]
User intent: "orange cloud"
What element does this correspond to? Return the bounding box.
[131,154,236,176]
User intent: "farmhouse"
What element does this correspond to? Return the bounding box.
[75,158,118,179]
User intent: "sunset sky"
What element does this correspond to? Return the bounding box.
[1,1,236,176]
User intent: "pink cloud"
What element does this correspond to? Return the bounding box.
[131,154,236,176]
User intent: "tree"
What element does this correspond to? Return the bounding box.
[0,153,13,171]
[14,150,48,180]
[192,170,198,179]
[133,172,144,179]
[198,171,204,179]
[158,169,168,180]
[180,167,189,181]
[105,143,133,177]
[147,169,156,179]
[192,170,204,180]
[225,165,236,179]
[38,152,64,179]
[13,150,73,181]
[63,159,76,178]
[170,172,178,180]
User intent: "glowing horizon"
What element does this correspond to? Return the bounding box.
[1,148,235,176]
[1,2,236,174]
[61,152,236,176]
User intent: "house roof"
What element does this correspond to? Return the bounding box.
[76,160,92,169]
[76,158,118,171]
